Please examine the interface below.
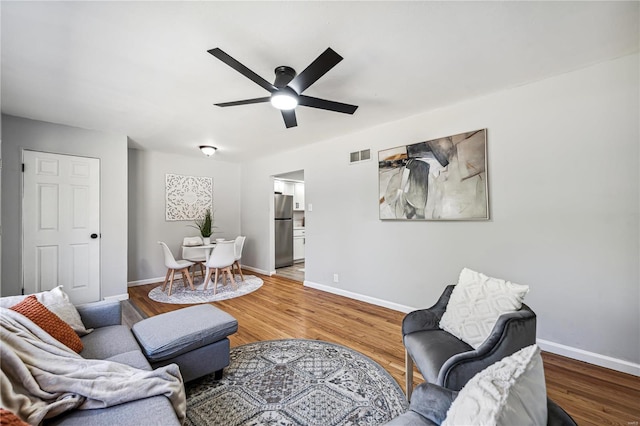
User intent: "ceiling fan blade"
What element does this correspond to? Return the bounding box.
[208,48,277,93]
[288,48,343,94]
[215,97,271,107]
[298,95,358,114]
[281,110,297,128]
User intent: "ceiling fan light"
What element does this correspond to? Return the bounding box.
[270,89,298,110]
[199,145,217,156]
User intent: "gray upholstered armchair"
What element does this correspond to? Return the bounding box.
[403,285,537,398]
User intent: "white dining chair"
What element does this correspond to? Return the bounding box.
[158,241,195,296]
[204,240,236,294]
[182,236,206,280]
[232,236,246,281]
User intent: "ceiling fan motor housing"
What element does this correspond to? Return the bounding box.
[274,66,297,89]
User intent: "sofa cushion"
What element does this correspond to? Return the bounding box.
[1,286,92,336]
[105,350,152,370]
[44,395,180,426]
[404,330,473,384]
[80,325,141,360]
[442,344,547,425]
[10,296,83,353]
[439,268,529,348]
[132,304,238,362]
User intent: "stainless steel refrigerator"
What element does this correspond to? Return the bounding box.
[274,194,294,268]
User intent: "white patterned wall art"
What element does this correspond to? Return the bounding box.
[165,174,213,221]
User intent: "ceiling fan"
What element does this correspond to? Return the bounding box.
[208,47,358,128]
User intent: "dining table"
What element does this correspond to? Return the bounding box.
[182,243,216,286]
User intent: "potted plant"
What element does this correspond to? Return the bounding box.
[191,209,214,244]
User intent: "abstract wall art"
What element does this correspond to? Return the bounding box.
[378,129,488,220]
[165,173,213,221]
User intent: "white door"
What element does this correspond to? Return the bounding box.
[22,151,101,304]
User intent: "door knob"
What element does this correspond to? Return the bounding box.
[90,233,98,239]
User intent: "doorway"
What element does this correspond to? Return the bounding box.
[273,169,305,282]
[22,150,101,304]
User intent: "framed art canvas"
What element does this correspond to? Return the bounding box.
[378,129,488,220]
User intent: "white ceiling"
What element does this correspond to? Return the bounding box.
[2,1,638,162]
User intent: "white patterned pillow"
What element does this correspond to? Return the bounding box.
[442,345,547,425]
[0,286,92,335]
[439,268,529,348]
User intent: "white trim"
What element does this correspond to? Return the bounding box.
[103,293,129,302]
[241,265,272,276]
[128,276,165,287]
[126,272,206,287]
[304,280,640,376]
[537,339,640,377]
[303,280,415,313]
[127,265,266,287]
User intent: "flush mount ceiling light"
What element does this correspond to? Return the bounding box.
[270,87,299,111]
[199,145,217,156]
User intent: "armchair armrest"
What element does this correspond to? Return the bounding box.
[547,398,578,426]
[438,304,537,391]
[408,382,458,425]
[385,382,458,426]
[402,285,454,335]
[75,300,122,329]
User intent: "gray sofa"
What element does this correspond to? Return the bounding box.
[43,300,237,425]
[0,290,238,425]
[45,300,182,425]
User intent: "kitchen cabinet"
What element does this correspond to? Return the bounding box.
[283,181,295,196]
[293,182,305,211]
[293,228,305,261]
[274,179,283,194]
[274,179,295,196]
[293,237,305,261]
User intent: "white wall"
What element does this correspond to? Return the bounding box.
[127,149,241,284]
[240,54,640,369]
[1,115,128,300]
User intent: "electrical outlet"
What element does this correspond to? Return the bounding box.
[333,274,339,283]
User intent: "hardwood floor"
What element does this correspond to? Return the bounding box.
[128,273,640,426]
[274,261,305,282]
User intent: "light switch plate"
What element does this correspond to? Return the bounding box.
[308,203,313,212]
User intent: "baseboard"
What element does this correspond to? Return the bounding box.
[128,265,269,287]
[303,280,640,377]
[537,339,640,377]
[303,280,415,313]
[128,276,164,287]
[103,293,129,302]
[240,265,272,276]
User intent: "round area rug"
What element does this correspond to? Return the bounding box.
[148,275,262,304]
[185,339,408,426]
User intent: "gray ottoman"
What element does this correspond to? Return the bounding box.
[132,304,238,382]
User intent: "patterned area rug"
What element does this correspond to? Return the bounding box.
[148,275,262,304]
[185,339,408,426]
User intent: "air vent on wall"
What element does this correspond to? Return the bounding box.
[349,149,371,164]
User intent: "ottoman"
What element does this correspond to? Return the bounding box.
[132,304,238,382]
